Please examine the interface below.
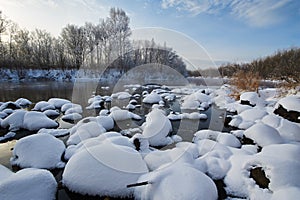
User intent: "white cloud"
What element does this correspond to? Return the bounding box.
[161,0,292,26]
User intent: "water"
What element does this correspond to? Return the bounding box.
[0,80,230,199]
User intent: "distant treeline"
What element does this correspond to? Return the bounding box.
[218,48,300,83]
[0,9,187,76]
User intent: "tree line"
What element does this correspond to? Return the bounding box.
[218,48,300,83]
[0,8,187,76]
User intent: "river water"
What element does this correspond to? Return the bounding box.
[0,80,230,199]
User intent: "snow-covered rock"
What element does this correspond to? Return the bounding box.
[0,132,16,142]
[111,91,131,100]
[0,168,57,200]
[240,92,265,107]
[23,111,58,131]
[275,95,300,112]
[43,109,60,117]
[10,133,65,169]
[15,98,32,107]
[134,164,218,200]
[67,121,107,145]
[182,91,212,110]
[1,110,26,131]
[244,123,284,147]
[142,108,172,146]
[109,109,141,121]
[62,142,148,198]
[48,98,71,109]
[62,113,83,122]
[32,101,55,111]
[37,128,69,137]
[143,91,162,104]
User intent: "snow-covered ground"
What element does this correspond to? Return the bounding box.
[0,83,299,199]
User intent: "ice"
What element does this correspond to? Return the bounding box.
[23,111,58,131]
[10,133,65,169]
[143,91,163,104]
[142,108,172,146]
[134,164,218,200]
[32,101,55,111]
[62,142,148,197]
[0,168,57,200]
[275,95,300,112]
[48,97,71,109]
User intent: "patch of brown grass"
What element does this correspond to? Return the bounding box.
[230,70,261,100]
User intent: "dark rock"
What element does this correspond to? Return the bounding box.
[274,104,300,123]
[250,167,270,189]
[240,100,255,107]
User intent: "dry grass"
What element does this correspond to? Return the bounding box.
[230,70,261,100]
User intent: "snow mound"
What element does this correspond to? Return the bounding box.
[143,91,162,104]
[0,132,16,142]
[182,91,212,110]
[23,111,58,131]
[48,98,71,109]
[1,110,26,131]
[61,103,82,113]
[109,109,141,121]
[32,101,55,111]
[67,121,107,145]
[0,168,57,200]
[62,142,148,198]
[193,130,241,148]
[271,187,300,200]
[111,91,131,99]
[15,98,32,107]
[240,92,265,106]
[0,165,13,180]
[134,164,218,200]
[244,123,283,147]
[43,109,60,117]
[62,113,83,122]
[275,95,300,112]
[10,133,65,169]
[37,128,69,137]
[142,108,172,146]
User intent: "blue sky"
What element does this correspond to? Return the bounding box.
[0,0,299,68]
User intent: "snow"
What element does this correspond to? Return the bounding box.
[109,109,141,121]
[111,91,132,100]
[62,142,148,198]
[193,130,241,148]
[244,123,283,147]
[239,108,268,122]
[61,103,82,113]
[10,133,65,169]
[37,128,69,137]
[240,92,265,106]
[142,91,163,104]
[275,95,300,112]
[142,108,173,146]
[43,109,60,117]
[32,101,55,111]
[0,101,21,111]
[181,91,212,110]
[0,165,13,180]
[23,111,58,131]
[48,98,71,109]
[134,164,218,200]
[65,106,83,114]
[276,118,300,141]
[0,132,16,142]
[62,113,83,122]
[1,110,26,131]
[271,187,300,200]
[67,121,107,145]
[15,98,32,107]
[0,168,57,200]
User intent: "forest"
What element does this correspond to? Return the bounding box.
[0,8,187,76]
[217,48,300,84]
